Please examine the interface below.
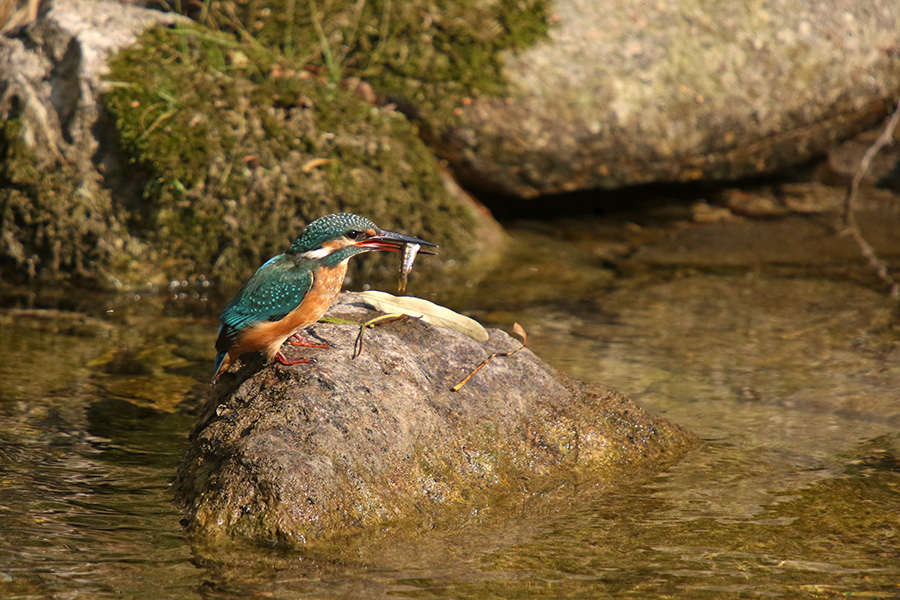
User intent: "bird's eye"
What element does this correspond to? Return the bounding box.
[346,230,361,240]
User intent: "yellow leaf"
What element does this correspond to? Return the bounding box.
[512,322,526,344]
[353,291,490,342]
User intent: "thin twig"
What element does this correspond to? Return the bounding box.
[843,98,900,302]
[352,313,411,358]
[451,323,527,392]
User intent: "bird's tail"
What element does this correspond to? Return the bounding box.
[211,351,229,384]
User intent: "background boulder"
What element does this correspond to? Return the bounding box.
[438,0,900,196]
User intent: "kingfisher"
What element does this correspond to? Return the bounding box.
[212,213,437,382]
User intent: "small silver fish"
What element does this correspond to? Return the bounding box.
[398,243,421,295]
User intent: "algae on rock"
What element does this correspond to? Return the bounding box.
[0,0,180,288]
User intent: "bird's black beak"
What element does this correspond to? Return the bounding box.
[355,229,438,254]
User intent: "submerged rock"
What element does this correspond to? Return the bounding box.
[175,295,697,544]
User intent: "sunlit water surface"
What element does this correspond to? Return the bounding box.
[1,209,899,599]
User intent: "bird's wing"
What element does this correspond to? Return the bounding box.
[215,256,314,351]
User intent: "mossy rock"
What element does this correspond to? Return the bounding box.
[1,119,114,282]
[103,24,501,290]
[0,89,157,288]
[0,0,182,288]
[2,0,518,290]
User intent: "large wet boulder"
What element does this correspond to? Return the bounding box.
[437,0,900,197]
[175,295,697,544]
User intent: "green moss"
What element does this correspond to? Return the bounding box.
[190,0,549,119]
[0,119,123,284]
[105,25,481,288]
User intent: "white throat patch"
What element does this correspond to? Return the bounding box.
[298,239,349,261]
[298,247,333,260]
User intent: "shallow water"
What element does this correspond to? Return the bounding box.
[1,197,899,599]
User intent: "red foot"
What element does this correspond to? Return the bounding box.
[275,350,313,366]
[288,332,330,348]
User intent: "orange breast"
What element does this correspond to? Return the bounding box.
[237,263,348,362]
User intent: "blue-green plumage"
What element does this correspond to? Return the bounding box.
[212,213,437,382]
[213,254,315,373]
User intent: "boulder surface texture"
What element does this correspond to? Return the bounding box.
[442,0,900,196]
[176,295,697,544]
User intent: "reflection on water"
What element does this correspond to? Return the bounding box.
[0,303,202,597]
[453,262,900,599]
[1,207,899,598]
[522,275,900,523]
[0,402,196,597]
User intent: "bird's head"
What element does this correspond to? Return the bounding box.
[289,213,437,267]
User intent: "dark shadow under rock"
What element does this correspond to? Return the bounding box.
[175,294,697,545]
